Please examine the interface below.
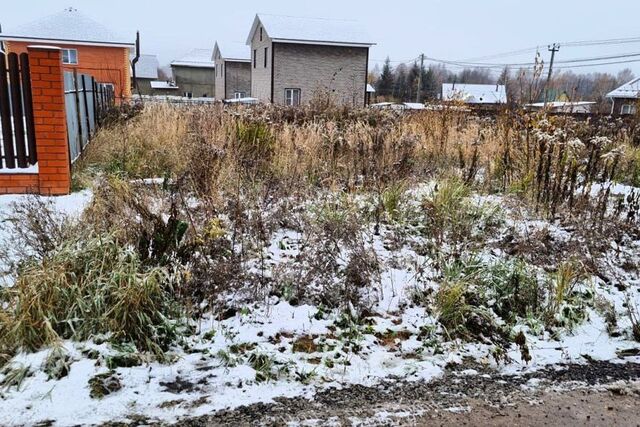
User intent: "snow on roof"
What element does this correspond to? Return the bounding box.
[171,48,215,68]
[247,14,375,47]
[526,101,595,108]
[366,84,376,93]
[0,7,133,47]
[213,42,250,62]
[607,78,640,99]
[130,54,159,79]
[442,83,507,104]
[150,81,179,90]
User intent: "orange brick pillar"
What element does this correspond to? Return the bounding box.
[27,45,71,196]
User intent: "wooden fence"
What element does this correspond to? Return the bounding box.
[0,52,37,169]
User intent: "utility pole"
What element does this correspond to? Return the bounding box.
[416,53,425,103]
[544,43,560,105]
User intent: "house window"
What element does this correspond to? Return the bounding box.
[184,91,193,98]
[253,50,257,68]
[621,104,636,115]
[234,92,246,99]
[260,27,263,41]
[264,47,268,68]
[62,48,78,65]
[285,88,301,106]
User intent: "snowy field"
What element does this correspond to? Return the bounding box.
[0,183,639,426]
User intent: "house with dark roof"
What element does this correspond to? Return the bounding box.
[246,14,375,107]
[170,48,216,98]
[213,42,251,100]
[607,78,640,116]
[0,7,134,101]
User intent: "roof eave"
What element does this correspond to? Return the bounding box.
[0,35,134,48]
[272,38,375,48]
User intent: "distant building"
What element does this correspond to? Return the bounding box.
[607,78,640,116]
[131,54,159,95]
[525,101,595,114]
[442,83,507,106]
[0,7,134,101]
[149,80,180,96]
[213,42,251,100]
[170,48,215,98]
[366,84,376,105]
[246,14,375,107]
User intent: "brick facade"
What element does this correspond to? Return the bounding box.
[0,46,71,195]
[215,58,251,100]
[272,44,368,107]
[249,22,369,107]
[6,41,131,102]
[250,27,273,102]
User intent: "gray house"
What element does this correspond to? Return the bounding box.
[131,54,159,95]
[607,78,640,116]
[213,42,251,100]
[246,14,375,107]
[170,48,216,98]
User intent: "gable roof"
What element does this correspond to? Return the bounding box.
[213,41,251,62]
[442,83,507,104]
[0,7,133,47]
[131,54,159,79]
[607,78,640,99]
[246,14,375,47]
[171,48,215,69]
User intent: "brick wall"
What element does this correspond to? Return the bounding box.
[250,26,273,102]
[273,44,368,107]
[224,61,251,99]
[7,41,131,102]
[0,46,71,195]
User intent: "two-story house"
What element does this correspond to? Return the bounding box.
[0,7,134,101]
[213,42,251,100]
[246,14,374,107]
[170,48,216,98]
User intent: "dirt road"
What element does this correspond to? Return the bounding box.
[177,362,640,426]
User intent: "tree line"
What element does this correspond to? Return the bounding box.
[370,56,635,112]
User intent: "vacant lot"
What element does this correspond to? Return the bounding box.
[0,103,639,426]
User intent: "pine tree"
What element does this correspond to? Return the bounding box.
[376,57,395,98]
[393,63,409,101]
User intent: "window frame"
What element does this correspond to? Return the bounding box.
[234,91,246,99]
[62,48,78,65]
[284,88,301,106]
[253,49,257,68]
[621,104,636,115]
[260,27,263,42]
[264,47,268,68]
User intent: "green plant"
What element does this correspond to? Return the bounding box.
[0,233,182,357]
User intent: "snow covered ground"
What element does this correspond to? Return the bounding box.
[0,185,639,426]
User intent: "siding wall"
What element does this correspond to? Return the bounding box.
[6,41,131,101]
[250,25,273,102]
[272,44,368,107]
[171,65,215,98]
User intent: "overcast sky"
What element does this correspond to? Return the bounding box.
[3,0,640,77]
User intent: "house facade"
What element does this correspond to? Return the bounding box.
[246,14,374,107]
[170,49,216,98]
[607,78,640,116]
[0,8,134,101]
[213,42,251,100]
